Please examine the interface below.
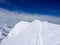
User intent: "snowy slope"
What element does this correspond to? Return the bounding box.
[1,20,60,45]
[1,20,42,45]
[41,22,60,45]
[7,21,30,38]
[0,24,13,43]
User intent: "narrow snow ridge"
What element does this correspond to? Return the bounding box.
[7,21,30,38]
[1,20,42,45]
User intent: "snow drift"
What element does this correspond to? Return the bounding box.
[1,20,60,45]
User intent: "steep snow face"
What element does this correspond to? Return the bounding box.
[0,22,30,44]
[1,20,42,45]
[7,21,30,38]
[1,20,60,45]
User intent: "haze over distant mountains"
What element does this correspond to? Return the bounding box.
[0,24,13,43]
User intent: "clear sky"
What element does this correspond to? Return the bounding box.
[0,0,60,17]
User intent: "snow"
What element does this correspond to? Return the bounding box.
[0,32,2,35]
[1,20,60,45]
[0,24,13,43]
[41,22,60,45]
[7,21,30,38]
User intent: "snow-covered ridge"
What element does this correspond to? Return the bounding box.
[7,21,30,38]
[1,20,60,45]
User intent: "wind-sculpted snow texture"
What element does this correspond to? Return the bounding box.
[1,20,60,45]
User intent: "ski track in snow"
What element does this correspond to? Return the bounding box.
[0,20,60,45]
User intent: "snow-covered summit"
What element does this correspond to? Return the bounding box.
[7,21,30,38]
[1,20,60,45]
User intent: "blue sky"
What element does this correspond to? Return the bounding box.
[0,0,60,25]
[0,0,60,17]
